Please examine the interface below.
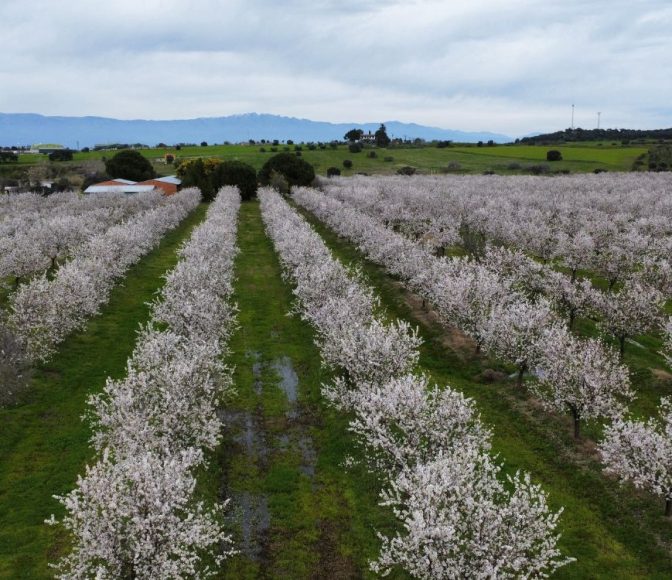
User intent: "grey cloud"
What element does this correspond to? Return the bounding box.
[0,0,670,136]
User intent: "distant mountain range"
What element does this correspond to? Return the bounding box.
[0,112,512,148]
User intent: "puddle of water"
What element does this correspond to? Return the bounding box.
[277,433,290,449]
[228,491,270,561]
[220,408,270,462]
[297,434,317,478]
[272,356,299,418]
[252,361,263,395]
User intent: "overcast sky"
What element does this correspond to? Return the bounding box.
[1,0,670,137]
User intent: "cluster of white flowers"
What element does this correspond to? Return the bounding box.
[48,187,241,578]
[294,187,633,438]
[260,187,572,578]
[6,189,200,361]
[0,191,164,286]
[301,182,672,517]
[320,173,672,294]
[319,177,669,345]
[599,397,672,516]
[597,320,672,515]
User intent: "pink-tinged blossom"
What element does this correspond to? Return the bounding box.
[48,448,235,579]
[261,187,571,577]
[599,397,672,515]
[534,327,634,438]
[483,298,558,386]
[371,447,573,579]
[597,277,664,359]
[8,190,200,361]
[48,187,241,575]
[325,373,490,472]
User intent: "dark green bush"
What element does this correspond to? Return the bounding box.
[104,149,155,181]
[343,159,353,169]
[48,149,74,162]
[396,166,417,176]
[258,153,315,190]
[326,167,341,177]
[546,150,563,161]
[211,160,258,201]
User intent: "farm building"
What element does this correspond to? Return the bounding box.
[84,175,181,195]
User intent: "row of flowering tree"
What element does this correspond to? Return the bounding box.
[297,186,672,517]
[0,190,165,288]
[3,189,200,362]
[259,187,573,578]
[294,187,635,439]
[599,318,672,516]
[321,177,669,357]
[321,173,672,295]
[47,186,241,578]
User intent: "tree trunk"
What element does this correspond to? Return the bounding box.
[619,335,626,360]
[608,278,617,291]
[517,364,527,387]
[570,269,577,283]
[666,498,672,517]
[568,310,576,331]
[572,409,581,439]
[475,341,481,355]
[421,298,426,310]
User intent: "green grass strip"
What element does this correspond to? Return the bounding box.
[214,200,405,579]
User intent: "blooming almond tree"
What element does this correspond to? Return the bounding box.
[371,446,573,579]
[324,373,490,472]
[662,316,672,368]
[48,448,234,578]
[534,327,634,438]
[599,397,672,516]
[483,298,558,386]
[597,277,664,359]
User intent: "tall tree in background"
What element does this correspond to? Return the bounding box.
[104,150,155,182]
[344,128,364,142]
[375,124,391,147]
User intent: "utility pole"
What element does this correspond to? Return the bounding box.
[571,104,575,130]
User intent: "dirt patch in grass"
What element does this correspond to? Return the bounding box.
[651,368,672,381]
[390,279,476,357]
[311,519,359,580]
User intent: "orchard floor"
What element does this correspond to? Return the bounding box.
[3,194,671,578]
[210,199,402,579]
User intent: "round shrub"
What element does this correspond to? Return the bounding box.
[104,149,155,181]
[258,153,315,189]
[546,150,563,161]
[343,159,353,169]
[367,150,377,158]
[348,142,363,154]
[396,166,417,176]
[211,160,258,201]
[326,167,341,177]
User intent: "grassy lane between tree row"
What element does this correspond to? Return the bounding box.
[206,200,406,579]
[0,204,208,578]
[294,201,672,579]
